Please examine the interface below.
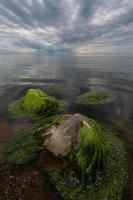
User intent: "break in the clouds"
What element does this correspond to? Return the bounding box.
[0,0,133,54]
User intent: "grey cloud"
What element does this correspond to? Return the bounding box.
[0,0,133,53]
[79,0,99,18]
[0,0,66,28]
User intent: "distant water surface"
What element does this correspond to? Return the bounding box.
[0,53,133,199]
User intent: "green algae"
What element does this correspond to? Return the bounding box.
[77,121,107,183]
[48,122,127,200]
[8,89,70,120]
[5,133,43,165]
[58,100,70,112]
[33,114,66,136]
[8,99,28,120]
[4,115,66,165]
[21,89,59,116]
[76,91,115,105]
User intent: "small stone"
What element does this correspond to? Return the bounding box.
[9,175,15,179]
[16,177,19,181]
[67,175,80,189]
[21,184,25,188]
[94,177,104,188]
[85,185,93,192]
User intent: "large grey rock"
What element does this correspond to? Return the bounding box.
[42,114,93,157]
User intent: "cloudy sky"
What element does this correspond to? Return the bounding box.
[0,0,133,54]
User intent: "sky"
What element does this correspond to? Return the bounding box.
[0,0,133,54]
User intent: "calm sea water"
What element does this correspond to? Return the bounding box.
[0,54,133,124]
[0,53,133,199]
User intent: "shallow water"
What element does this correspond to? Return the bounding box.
[0,53,133,199]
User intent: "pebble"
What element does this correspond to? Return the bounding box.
[67,176,80,189]
[9,175,15,179]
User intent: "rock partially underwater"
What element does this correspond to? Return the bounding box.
[41,114,127,200]
[8,89,69,120]
[3,113,127,200]
[21,89,58,116]
[75,90,115,105]
[72,91,116,119]
[42,114,93,157]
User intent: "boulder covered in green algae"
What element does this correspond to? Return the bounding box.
[3,112,127,199]
[75,90,115,105]
[21,89,59,116]
[42,114,93,157]
[42,114,127,200]
[8,89,60,119]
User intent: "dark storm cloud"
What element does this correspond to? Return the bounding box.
[0,0,133,53]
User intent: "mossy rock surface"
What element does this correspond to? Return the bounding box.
[21,89,59,116]
[8,89,67,120]
[48,131,127,200]
[42,114,93,157]
[46,119,127,200]
[3,112,127,199]
[75,91,115,105]
[33,114,67,137]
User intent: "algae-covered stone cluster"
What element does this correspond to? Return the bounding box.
[8,89,69,119]
[76,90,115,105]
[21,89,58,116]
[2,88,127,200]
[48,123,127,200]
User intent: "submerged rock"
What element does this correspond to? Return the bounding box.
[8,89,69,120]
[46,114,128,200]
[43,114,108,183]
[2,111,128,200]
[75,90,115,105]
[21,89,58,116]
